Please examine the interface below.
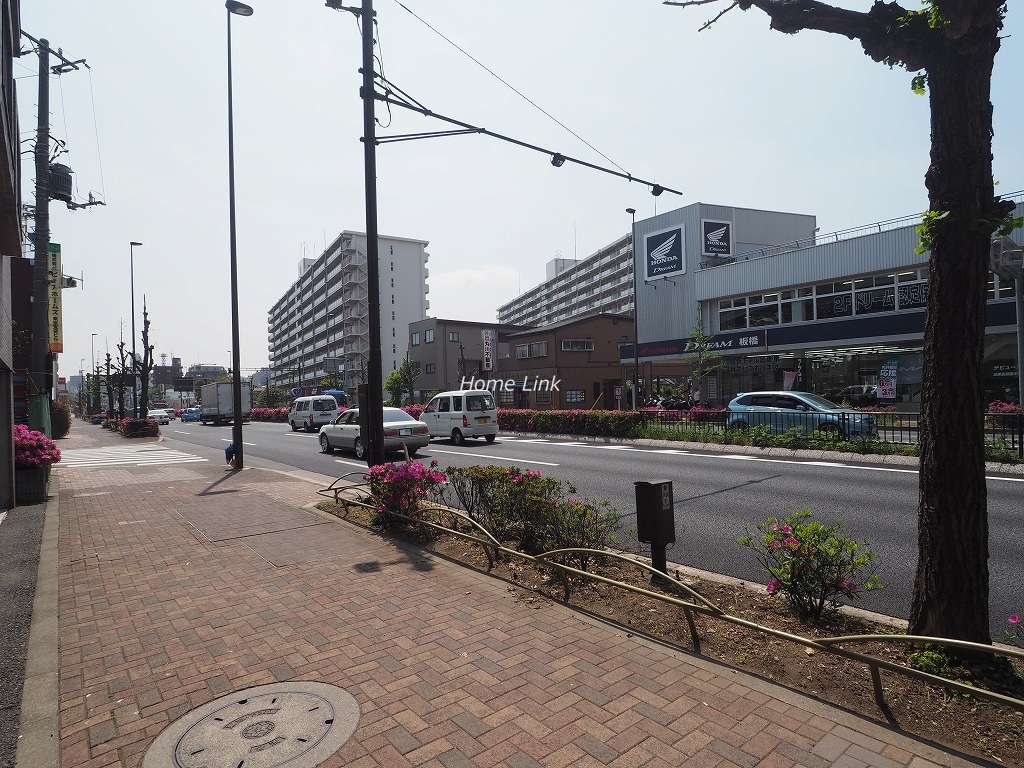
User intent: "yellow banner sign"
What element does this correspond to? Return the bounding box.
[48,242,63,353]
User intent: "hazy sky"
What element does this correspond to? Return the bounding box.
[20,1,1023,380]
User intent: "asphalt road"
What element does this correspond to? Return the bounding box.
[161,420,1024,639]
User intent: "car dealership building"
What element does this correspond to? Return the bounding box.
[622,198,1024,409]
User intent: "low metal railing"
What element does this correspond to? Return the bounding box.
[317,480,1024,722]
[640,410,1023,458]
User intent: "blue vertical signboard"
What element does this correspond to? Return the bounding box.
[878,356,898,407]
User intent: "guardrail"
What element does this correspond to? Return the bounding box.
[317,481,1024,722]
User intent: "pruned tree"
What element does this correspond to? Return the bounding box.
[681,303,724,406]
[139,300,155,413]
[665,0,1020,643]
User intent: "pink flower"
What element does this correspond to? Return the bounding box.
[766,579,782,595]
[1010,615,1021,625]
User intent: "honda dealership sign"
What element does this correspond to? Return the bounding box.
[644,225,685,280]
[701,219,733,257]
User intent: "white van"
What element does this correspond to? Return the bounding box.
[421,390,499,445]
[289,395,341,432]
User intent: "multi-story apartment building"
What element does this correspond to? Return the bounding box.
[406,318,529,402]
[497,234,633,327]
[268,231,429,394]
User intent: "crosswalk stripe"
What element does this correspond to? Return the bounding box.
[56,445,209,469]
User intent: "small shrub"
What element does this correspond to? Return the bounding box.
[738,508,884,621]
[50,399,72,438]
[14,424,61,469]
[1006,614,1024,647]
[367,459,446,530]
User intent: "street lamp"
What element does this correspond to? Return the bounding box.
[226,0,252,470]
[626,207,639,410]
[129,242,142,417]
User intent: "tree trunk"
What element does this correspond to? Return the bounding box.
[909,34,1006,642]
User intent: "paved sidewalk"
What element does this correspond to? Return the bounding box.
[15,424,992,767]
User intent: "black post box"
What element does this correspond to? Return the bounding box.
[634,480,675,544]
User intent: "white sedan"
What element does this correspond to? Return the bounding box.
[318,407,430,459]
[146,408,172,425]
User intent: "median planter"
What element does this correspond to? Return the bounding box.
[15,466,49,505]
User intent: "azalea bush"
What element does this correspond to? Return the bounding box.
[1006,614,1024,647]
[986,400,1023,430]
[251,406,291,422]
[113,417,160,438]
[440,464,620,568]
[367,459,446,530]
[14,424,62,470]
[739,508,884,621]
[496,408,645,438]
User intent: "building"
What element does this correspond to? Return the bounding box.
[185,363,228,382]
[406,318,528,402]
[0,0,21,510]
[267,231,429,395]
[497,234,634,327]
[623,199,1024,408]
[151,355,183,398]
[494,313,636,410]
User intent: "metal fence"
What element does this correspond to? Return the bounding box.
[640,410,1024,459]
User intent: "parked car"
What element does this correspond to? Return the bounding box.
[318,407,430,459]
[146,408,172,425]
[726,391,878,438]
[827,384,878,407]
[180,407,202,423]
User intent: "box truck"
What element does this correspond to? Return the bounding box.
[199,382,252,426]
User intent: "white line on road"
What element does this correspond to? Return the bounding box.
[429,448,558,466]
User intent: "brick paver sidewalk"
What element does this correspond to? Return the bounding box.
[28,425,983,767]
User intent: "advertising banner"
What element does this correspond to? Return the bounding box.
[878,356,899,407]
[48,243,63,353]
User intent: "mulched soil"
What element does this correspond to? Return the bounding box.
[318,500,1024,766]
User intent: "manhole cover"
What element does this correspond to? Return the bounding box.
[142,682,360,768]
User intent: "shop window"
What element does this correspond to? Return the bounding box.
[897,281,928,310]
[748,304,779,327]
[816,294,853,320]
[565,390,586,404]
[719,307,747,330]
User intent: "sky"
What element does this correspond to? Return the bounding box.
[19,1,1024,381]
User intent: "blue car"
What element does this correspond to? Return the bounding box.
[726,391,878,438]
[181,407,202,423]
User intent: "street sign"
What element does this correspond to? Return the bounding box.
[291,387,301,397]
[614,385,623,399]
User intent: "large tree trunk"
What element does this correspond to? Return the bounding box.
[909,32,1007,642]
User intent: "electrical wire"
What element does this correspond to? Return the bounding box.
[391,0,629,175]
[87,68,106,203]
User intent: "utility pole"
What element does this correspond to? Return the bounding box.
[24,32,92,436]
[28,39,51,435]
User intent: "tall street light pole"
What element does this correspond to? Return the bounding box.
[626,208,640,410]
[129,242,142,417]
[226,0,252,470]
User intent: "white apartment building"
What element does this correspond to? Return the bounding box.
[268,231,430,393]
[497,234,634,326]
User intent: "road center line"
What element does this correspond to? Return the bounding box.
[429,449,558,466]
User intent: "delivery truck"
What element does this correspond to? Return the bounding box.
[199,382,252,426]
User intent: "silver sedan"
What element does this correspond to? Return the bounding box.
[318,407,431,459]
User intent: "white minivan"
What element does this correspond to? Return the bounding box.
[421,390,499,445]
[289,395,341,432]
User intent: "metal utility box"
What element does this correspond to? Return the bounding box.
[634,480,676,544]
